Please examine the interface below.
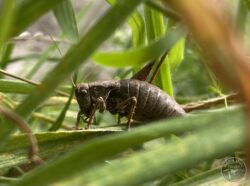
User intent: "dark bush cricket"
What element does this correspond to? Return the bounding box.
[75,79,185,129]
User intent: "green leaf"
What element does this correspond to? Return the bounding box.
[0,79,71,94]
[0,0,144,148]
[13,0,64,36]
[0,43,14,69]
[10,108,245,186]
[168,37,186,72]
[129,11,146,47]
[0,79,34,94]
[92,26,185,67]
[0,130,121,170]
[49,86,74,131]
[62,111,246,186]
[144,3,174,96]
[53,0,79,43]
[160,37,185,96]
[0,0,16,48]
[107,0,145,47]
[171,168,223,186]
[244,0,250,11]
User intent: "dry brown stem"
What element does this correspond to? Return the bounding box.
[182,93,240,112]
[0,106,43,164]
[165,0,250,167]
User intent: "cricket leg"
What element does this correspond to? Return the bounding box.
[86,97,106,129]
[76,110,82,130]
[86,105,97,129]
[117,96,137,130]
[117,115,121,125]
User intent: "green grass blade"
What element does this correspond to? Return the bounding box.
[10,108,245,186]
[53,0,79,43]
[26,44,58,79]
[129,12,146,47]
[172,168,222,186]
[160,36,185,96]
[128,11,146,73]
[0,130,121,170]
[0,79,34,94]
[0,0,16,48]
[0,0,144,148]
[107,0,145,47]
[244,0,250,11]
[26,2,90,79]
[12,0,64,36]
[144,3,174,96]
[64,113,245,186]
[0,43,14,69]
[92,26,185,67]
[49,86,74,131]
[0,79,71,94]
[168,37,186,72]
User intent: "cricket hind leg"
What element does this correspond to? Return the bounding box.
[116,96,137,130]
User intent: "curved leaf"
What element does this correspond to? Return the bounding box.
[92,26,185,67]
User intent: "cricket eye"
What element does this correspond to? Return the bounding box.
[81,89,87,95]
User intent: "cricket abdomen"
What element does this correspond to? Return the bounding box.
[117,79,185,121]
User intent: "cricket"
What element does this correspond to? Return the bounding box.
[74,56,186,130]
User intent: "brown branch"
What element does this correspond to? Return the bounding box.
[0,106,43,164]
[181,93,240,112]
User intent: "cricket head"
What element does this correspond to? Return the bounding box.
[75,83,92,118]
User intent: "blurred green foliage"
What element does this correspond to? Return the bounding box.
[0,0,248,185]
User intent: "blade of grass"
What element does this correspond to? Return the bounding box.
[171,168,223,186]
[0,79,71,94]
[49,85,74,131]
[50,0,79,131]
[26,44,58,79]
[0,69,69,96]
[27,1,92,79]
[0,130,122,170]
[0,43,14,69]
[53,0,79,43]
[243,0,250,12]
[235,0,248,32]
[129,11,146,47]
[12,0,64,36]
[62,114,246,186]
[92,26,185,67]
[0,0,144,148]
[0,0,16,48]
[144,3,174,96]
[145,1,181,21]
[160,36,185,97]
[10,108,245,186]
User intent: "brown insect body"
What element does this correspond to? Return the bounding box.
[75,79,185,129]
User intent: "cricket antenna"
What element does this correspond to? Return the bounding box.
[71,76,77,88]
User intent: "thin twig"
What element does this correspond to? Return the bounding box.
[0,106,44,164]
[181,93,239,112]
[0,69,69,97]
[11,33,71,44]
[8,54,60,63]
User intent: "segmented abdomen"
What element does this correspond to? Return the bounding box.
[120,79,185,121]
